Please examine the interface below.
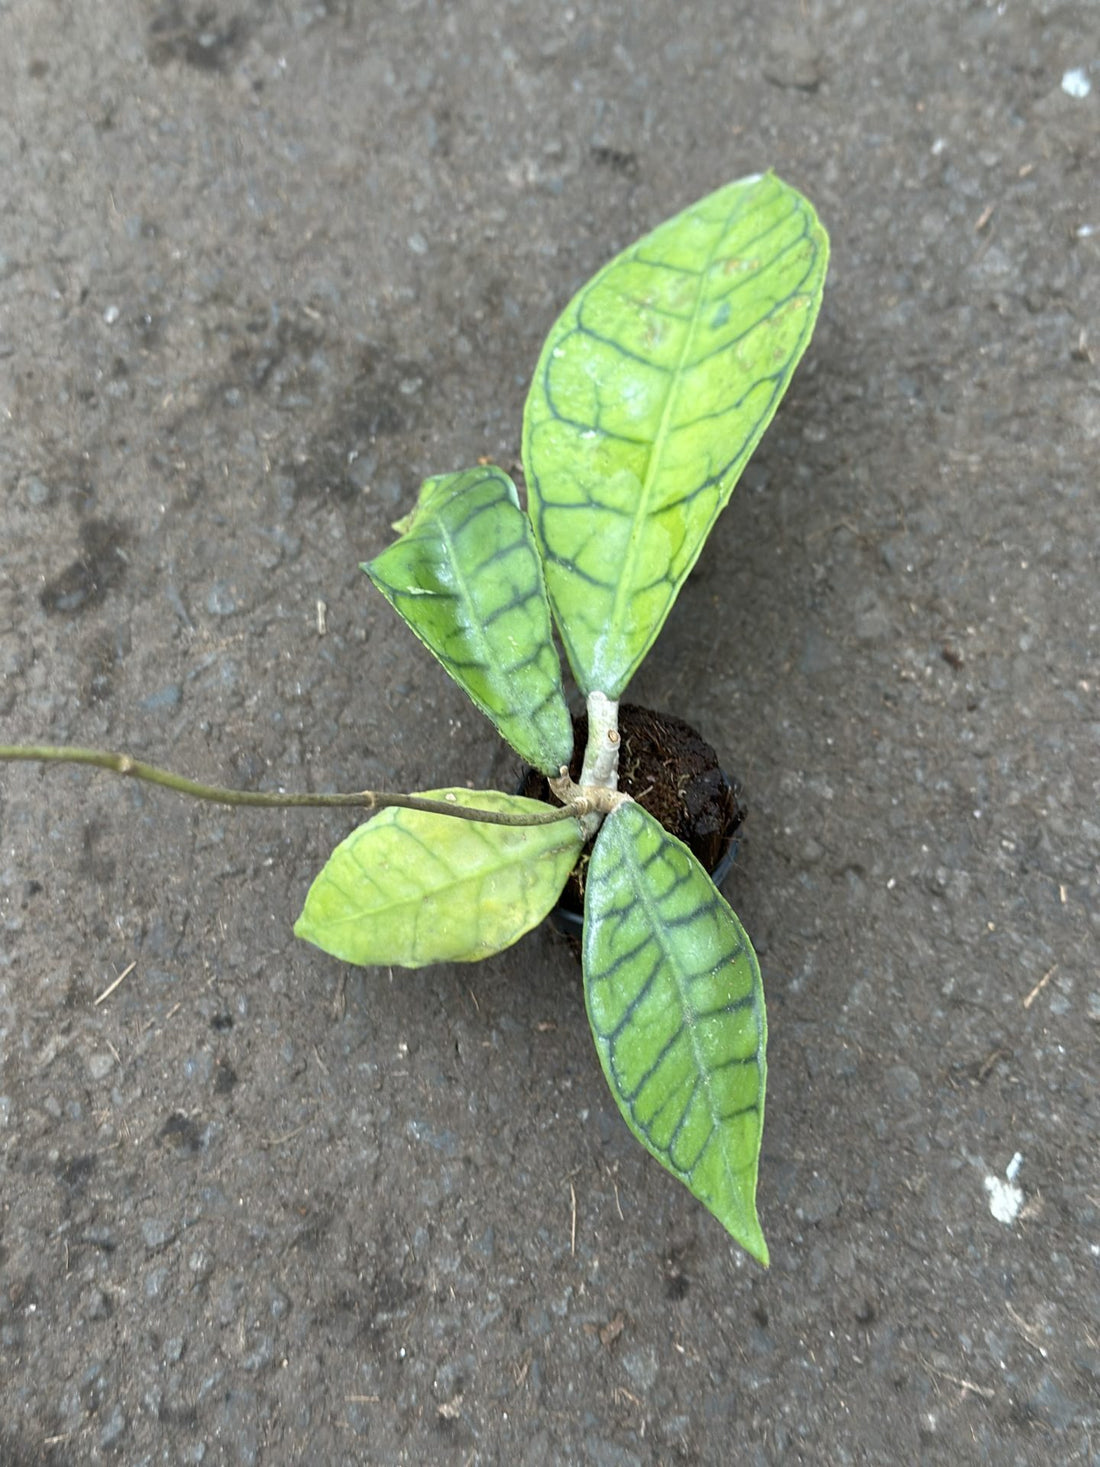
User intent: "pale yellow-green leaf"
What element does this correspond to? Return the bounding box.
[294,790,583,967]
[524,172,829,697]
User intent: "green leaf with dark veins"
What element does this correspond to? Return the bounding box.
[364,466,573,775]
[583,801,769,1264]
[294,789,583,967]
[524,172,829,698]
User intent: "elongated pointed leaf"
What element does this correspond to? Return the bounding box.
[583,801,768,1263]
[295,790,583,967]
[524,172,829,697]
[364,466,573,775]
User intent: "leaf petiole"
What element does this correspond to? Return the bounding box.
[0,745,587,827]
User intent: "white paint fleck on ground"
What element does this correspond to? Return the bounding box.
[984,1152,1024,1224]
[1061,67,1092,99]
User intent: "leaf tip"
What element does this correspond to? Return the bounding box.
[740,1214,770,1269]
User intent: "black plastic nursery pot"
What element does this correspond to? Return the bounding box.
[520,703,745,937]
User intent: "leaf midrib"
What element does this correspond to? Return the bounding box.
[433,507,506,688]
[626,817,758,1192]
[601,211,730,689]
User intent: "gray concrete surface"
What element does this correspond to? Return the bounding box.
[1,2,1097,1463]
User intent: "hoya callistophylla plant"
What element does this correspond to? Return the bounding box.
[2,173,827,1264]
[296,173,830,1263]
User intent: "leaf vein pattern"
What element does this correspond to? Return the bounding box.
[585,806,765,1200]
